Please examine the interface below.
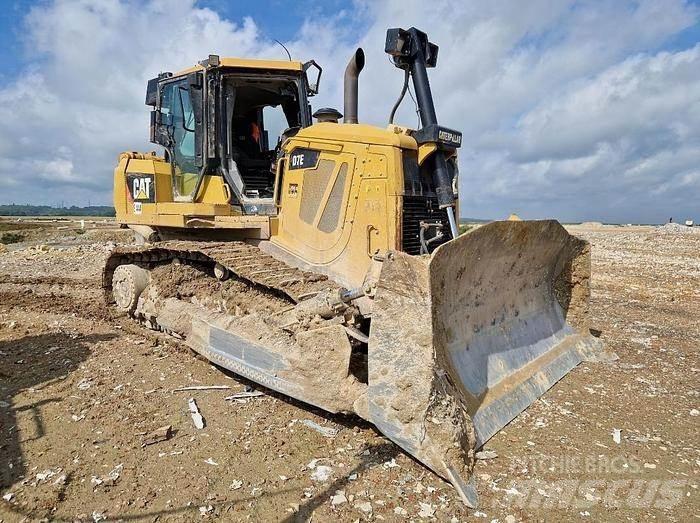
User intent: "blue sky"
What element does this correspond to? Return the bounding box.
[0,0,364,83]
[198,0,362,41]
[0,0,698,223]
[0,0,34,84]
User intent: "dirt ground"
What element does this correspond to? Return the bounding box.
[0,218,698,522]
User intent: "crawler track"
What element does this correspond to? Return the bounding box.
[102,241,339,304]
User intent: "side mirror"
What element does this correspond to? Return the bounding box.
[145,77,159,106]
[303,60,322,96]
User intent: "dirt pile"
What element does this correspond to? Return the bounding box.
[658,222,699,234]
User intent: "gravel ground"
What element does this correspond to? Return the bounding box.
[0,219,698,522]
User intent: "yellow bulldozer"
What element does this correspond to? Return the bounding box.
[104,27,601,505]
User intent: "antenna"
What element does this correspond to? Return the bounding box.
[274,39,292,61]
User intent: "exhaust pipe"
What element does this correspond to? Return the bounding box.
[343,48,365,124]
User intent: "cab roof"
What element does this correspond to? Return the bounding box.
[174,57,304,77]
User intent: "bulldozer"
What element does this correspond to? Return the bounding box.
[104,27,601,505]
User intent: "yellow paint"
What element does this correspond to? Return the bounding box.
[417,143,438,165]
[174,57,303,77]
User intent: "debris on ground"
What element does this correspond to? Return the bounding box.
[382,457,400,469]
[418,502,436,518]
[34,468,61,485]
[187,397,205,429]
[331,490,348,506]
[302,419,340,438]
[172,385,231,392]
[311,465,333,482]
[142,425,173,446]
[475,450,498,460]
[91,464,123,490]
[223,390,265,402]
[612,428,622,444]
[77,378,92,390]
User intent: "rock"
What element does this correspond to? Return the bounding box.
[475,450,498,460]
[355,501,373,513]
[77,378,92,391]
[382,458,400,468]
[330,490,347,505]
[35,468,61,484]
[92,464,122,489]
[142,425,172,446]
[418,502,436,518]
[188,398,205,429]
[310,465,333,482]
[302,419,340,438]
[612,428,621,444]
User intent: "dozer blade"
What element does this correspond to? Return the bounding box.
[367,220,601,504]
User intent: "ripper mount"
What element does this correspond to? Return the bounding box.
[385,27,461,237]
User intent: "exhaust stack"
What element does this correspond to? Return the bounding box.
[343,48,365,124]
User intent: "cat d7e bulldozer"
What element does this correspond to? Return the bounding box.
[105,27,601,505]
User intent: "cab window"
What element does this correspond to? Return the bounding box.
[161,79,199,199]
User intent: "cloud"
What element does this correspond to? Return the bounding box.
[0,0,698,223]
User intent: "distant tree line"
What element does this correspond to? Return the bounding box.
[0,204,116,217]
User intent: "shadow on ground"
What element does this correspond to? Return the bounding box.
[0,332,114,490]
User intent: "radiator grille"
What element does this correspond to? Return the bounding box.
[401,195,452,255]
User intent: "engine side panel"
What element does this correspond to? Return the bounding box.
[271,132,405,288]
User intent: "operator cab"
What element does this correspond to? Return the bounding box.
[146,55,321,214]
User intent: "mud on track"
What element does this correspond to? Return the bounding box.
[0,218,698,522]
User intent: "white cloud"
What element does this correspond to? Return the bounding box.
[0,0,698,223]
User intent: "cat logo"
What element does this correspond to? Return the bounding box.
[126,174,156,203]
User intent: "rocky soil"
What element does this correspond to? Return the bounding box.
[0,219,698,522]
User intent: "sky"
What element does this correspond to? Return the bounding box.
[0,0,698,223]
